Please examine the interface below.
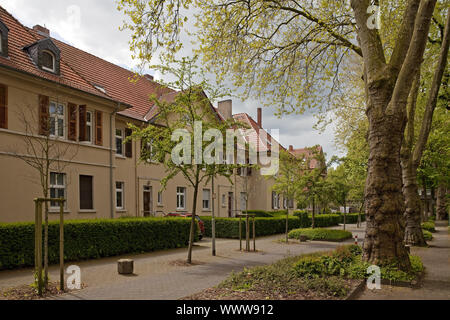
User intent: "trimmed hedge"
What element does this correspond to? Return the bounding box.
[0,218,195,270]
[421,221,436,233]
[242,210,274,218]
[200,214,341,239]
[289,228,353,242]
[340,213,366,224]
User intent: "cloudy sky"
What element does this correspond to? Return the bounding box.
[1,0,343,159]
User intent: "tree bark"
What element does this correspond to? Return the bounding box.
[187,171,200,264]
[436,183,448,220]
[351,0,437,270]
[401,73,427,246]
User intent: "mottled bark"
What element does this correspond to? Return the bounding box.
[436,183,448,220]
[401,73,427,246]
[351,0,437,271]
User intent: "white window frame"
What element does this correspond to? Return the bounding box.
[41,50,56,73]
[115,129,124,156]
[222,194,226,207]
[50,172,66,209]
[176,187,186,210]
[49,101,65,138]
[272,192,280,210]
[157,191,163,206]
[85,110,93,143]
[202,189,211,211]
[116,182,125,210]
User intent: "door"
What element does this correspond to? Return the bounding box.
[143,186,152,217]
[228,192,233,217]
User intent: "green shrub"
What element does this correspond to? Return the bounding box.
[242,210,273,218]
[289,228,353,242]
[200,214,341,239]
[422,230,433,241]
[0,217,195,270]
[340,213,366,224]
[421,221,436,233]
[269,210,288,216]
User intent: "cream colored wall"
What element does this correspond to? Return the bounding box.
[0,68,286,224]
[0,70,117,223]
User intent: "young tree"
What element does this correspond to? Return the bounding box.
[272,149,302,242]
[119,0,440,269]
[5,97,78,289]
[328,164,352,230]
[129,58,240,263]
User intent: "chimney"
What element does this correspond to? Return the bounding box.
[289,145,294,152]
[33,25,50,37]
[218,100,233,120]
[257,108,262,128]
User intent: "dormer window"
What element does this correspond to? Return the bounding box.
[0,20,9,57]
[24,38,61,75]
[41,50,56,72]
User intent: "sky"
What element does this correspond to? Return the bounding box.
[1,0,344,160]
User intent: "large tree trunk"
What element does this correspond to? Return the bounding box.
[402,165,427,246]
[436,183,448,220]
[401,73,427,246]
[351,0,437,271]
[364,110,410,270]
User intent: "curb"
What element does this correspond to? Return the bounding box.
[346,280,366,300]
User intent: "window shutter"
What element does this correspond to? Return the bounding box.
[68,103,77,141]
[95,110,103,146]
[271,192,274,209]
[38,95,49,135]
[0,84,7,129]
[78,105,87,141]
[125,128,132,158]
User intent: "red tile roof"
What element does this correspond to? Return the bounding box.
[290,146,323,169]
[0,7,111,101]
[0,6,175,121]
[232,112,286,153]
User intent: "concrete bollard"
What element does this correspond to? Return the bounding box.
[299,235,308,242]
[118,259,134,275]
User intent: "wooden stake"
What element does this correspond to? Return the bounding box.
[59,199,64,292]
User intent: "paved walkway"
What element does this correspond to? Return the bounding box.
[358,220,450,300]
[0,223,365,300]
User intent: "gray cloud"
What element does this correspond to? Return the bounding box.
[2,0,342,159]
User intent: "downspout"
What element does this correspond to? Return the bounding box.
[110,103,120,219]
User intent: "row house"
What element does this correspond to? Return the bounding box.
[0,6,318,223]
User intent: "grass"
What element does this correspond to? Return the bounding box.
[288,228,353,242]
[213,245,424,299]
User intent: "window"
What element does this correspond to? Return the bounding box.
[85,111,93,143]
[41,50,55,72]
[176,187,186,210]
[222,194,226,207]
[0,20,9,57]
[157,191,163,206]
[116,182,124,210]
[49,102,65,138]
[50,172,66,209]
[202,189,211,210]
[116,129,123,155]
[240,192,247,211]
[79,175,93,210]
[272,192,280,210]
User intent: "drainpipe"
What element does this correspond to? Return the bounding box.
[110,103,120,219]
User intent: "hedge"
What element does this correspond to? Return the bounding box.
[200,214,341,239]
[340,213,366,224]
[421,221,436,233]
[288,228,353,242]
[0,218,195,270]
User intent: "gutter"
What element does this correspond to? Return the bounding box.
[110,103,120,219]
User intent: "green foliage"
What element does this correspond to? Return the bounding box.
[422,230,433,241]
[421,221,436,233]
[200,214,341,239]
[0,218,195,270]
[340,213,366,224]
[242,210,274,218]
[288,228,353,242]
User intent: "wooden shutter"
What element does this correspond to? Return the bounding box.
[125,128,132,158]
[95,110,103,146]
[78,105,87,141]
[0,84,7,129]
[68,103,77,141]
[38,95,49,135]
